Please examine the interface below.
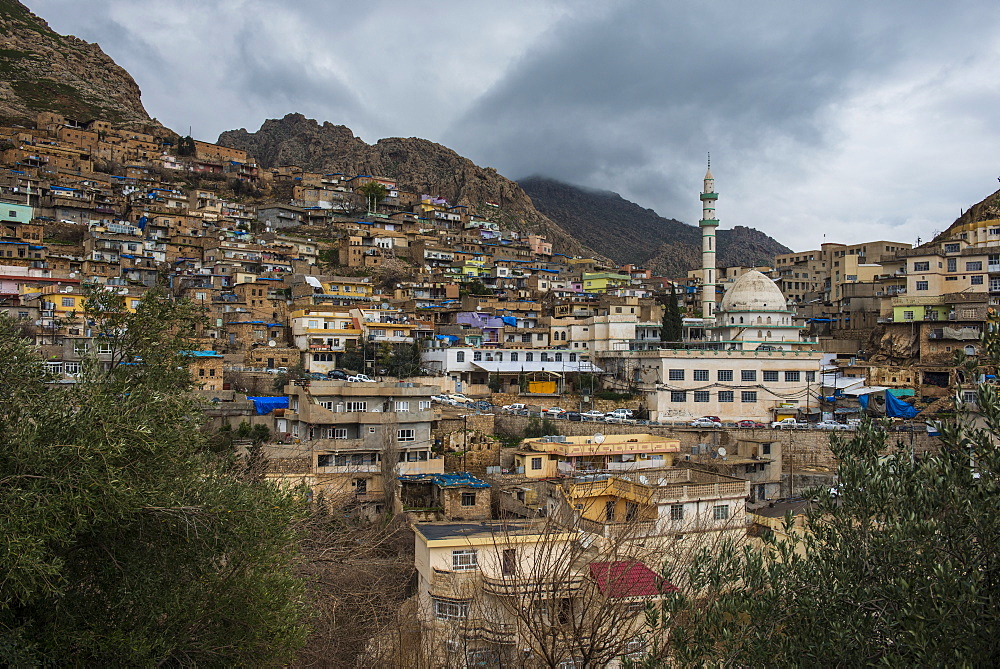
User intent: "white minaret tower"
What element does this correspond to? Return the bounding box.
[699,155,719,319]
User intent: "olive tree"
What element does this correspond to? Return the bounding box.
[0,290,309,665]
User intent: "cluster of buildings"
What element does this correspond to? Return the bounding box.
[7,110,990,664]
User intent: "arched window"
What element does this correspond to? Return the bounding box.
[757,330,762,338]
[766,316,772,324]
[739,317,744,324]
[965,345,976,355]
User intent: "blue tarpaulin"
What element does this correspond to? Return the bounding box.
[884,390,919,418]
[501,316,517,326]
[247,396,289,415]
[859,394,870,410]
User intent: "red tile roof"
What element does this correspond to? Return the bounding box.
[588,561,678,598]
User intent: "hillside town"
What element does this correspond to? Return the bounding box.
[1,111,994,665]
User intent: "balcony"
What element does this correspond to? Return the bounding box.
[481,573,584,597]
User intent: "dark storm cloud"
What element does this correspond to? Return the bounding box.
[443,0,993,234]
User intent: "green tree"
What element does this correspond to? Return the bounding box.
[357,181,388,215]
[0,290,308,665]
[643,399,1000,665]
[176,134,196,157]
[660,283,683,347]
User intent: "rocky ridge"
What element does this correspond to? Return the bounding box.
[217,114,599,259]
[0,0,153,126]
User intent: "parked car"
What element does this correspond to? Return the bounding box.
[771,417,807,429]
[580,409,605,421]
[502,403,527,413]
[472,400,493,411]
[545,407,567,416]
[736,419,765,428]
[605,408,634,421]
[326,369,348,380]
[565,411,582,421]
[815,420,850,430]
[347,373,374,383]
[447,393,474,404]
[690,418,722,428]
[430,394,450,403]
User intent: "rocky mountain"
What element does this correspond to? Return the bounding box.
[217,114,598,258]
[518,176,791,278]
[0,0,152,126]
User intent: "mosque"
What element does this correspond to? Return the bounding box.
[618,164,825,422]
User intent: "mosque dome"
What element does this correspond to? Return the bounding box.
[718,270,787,312]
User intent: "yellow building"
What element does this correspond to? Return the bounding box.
[514,434,680,478]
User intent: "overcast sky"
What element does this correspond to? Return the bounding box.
[30,0,1000,252]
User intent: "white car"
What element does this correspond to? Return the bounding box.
[816,420,850,430]
[771,418,806,429]
[347,373,374,383]
[502,403,527,412]
[545,407,567,416]
[605,408,634,420]
[448,393,474,404]
[581,410,605,420]
[690,418,721,428]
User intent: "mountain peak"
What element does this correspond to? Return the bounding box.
[0,0,152,126]
[519,175,790,276]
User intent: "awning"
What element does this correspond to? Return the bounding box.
[471,360,603,374]
[843,385,890,396]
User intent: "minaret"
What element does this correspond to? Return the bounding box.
[699,155,719,319]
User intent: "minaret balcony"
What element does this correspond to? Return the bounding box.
[700,192,719,200]
[699,219,720,227]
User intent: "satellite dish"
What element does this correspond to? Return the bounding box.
[267,340,276,347]
[717,446,727,458]
[593,433,605,444]
[638,475,649,485]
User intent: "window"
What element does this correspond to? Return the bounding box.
[461,492,477,507]
[903,310,915,321]
[785,371,801,382]
[419,400,431,410]
[713,504,730,520]
[763,371,779,382]
[525,353,534,361]
[521,334,532,343]
[397,429,415,442]
[327,428,348,439]
[762,443,772,455]
[694,391,710,402]
[670,504,684,521]
[452,549,478,571]
[718,369,733,382]
[945,243,960,253]
[967,261,983,271]
[972,275,984,285]
[510,352,519,361]
[741,391,758,403]
[61,297,74,308]
[693,369,709,381]
[345,401,367,412]
[434,598,469,619]
[913,261,930,272]
[98,342,113,355]
[394,401,410,412]
[668,369,684,381]
[916,281,928,291]
[473,351,482,361]
[741,370,756,382]
[456,351,465,362]
[368,426,377,433]
[554,353,562,362]
[806,371,816,382]
[670,391,687,403]
[947,258,957,272]
[531,456,543,470]
[718,391,734,402]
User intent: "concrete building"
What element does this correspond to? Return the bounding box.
[513,434,681,479]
